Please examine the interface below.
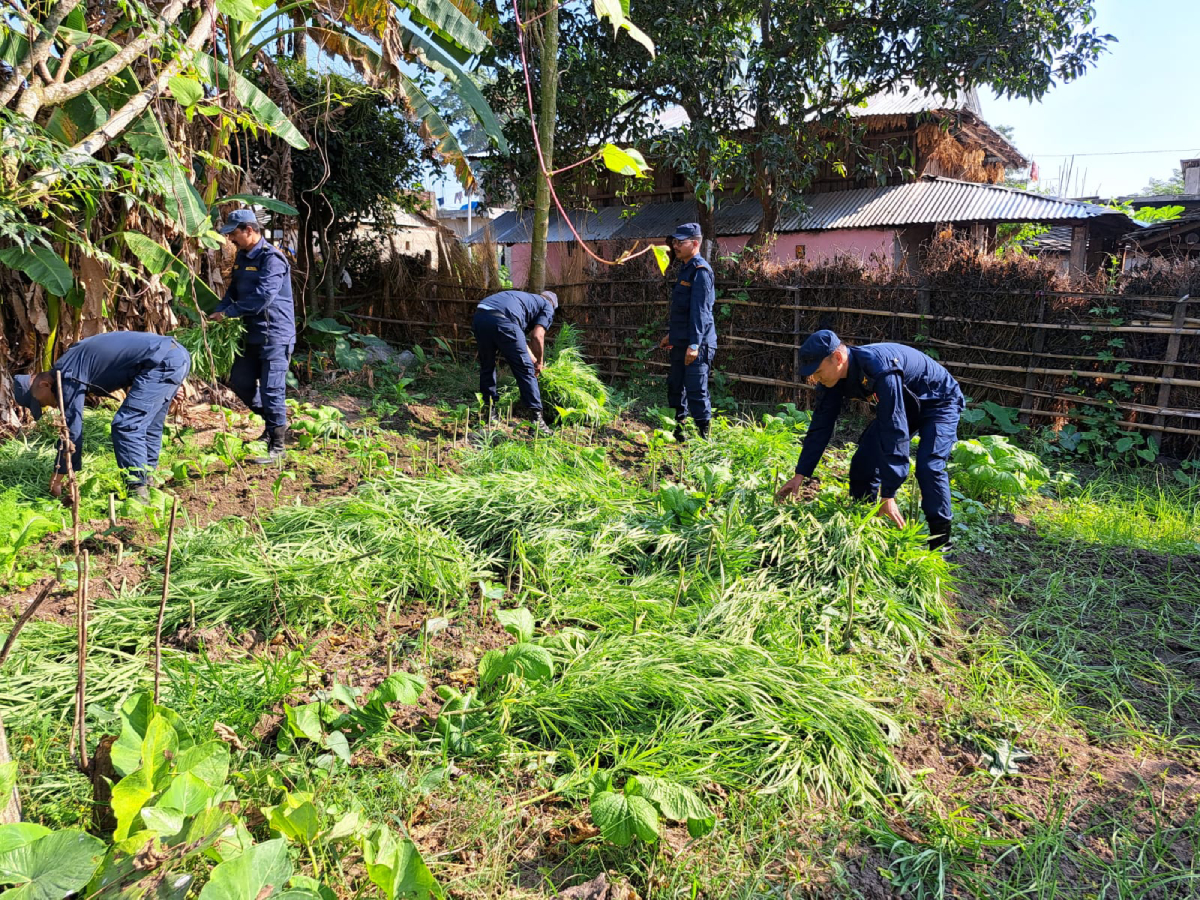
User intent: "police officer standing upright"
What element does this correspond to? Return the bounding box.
[209,208,295,464]
[472,288,558,435]
[775,330,964,549]
[12,332,192,501]
[659,223,716,441]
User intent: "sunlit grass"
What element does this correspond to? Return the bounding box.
[1033,475,1200,555]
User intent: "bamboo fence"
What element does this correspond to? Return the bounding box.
[347,266,1200,454]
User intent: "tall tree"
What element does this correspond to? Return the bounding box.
[483,0,1114,249]
[526,0,559,293]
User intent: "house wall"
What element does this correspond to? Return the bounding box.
[508,229,901,287]
[720,229,900,268]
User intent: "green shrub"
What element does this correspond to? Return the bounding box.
[950,435,1050,505]
[535,323,612,424]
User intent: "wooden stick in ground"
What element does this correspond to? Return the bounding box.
[0,578,57,668]
[53,371,81,560]
[71,549,89,772]
[153,497,180,703]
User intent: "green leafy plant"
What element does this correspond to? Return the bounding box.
[0,488,60,576]
[528,323,612,425]
[174,318,246,383]
[959,400,1024,435]
[586,772,716,847]
[478,607,554,687]
[950,436,1050,506]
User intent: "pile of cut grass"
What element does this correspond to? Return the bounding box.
[534,323,613,424]
[0,414,951,806]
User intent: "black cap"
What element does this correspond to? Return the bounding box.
[797,329,841,378]
[12,374,43,420]
[671,223,701,241]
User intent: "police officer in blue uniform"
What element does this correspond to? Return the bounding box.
[472,288,558,435]
[12,332,191,501]
[209,208,295,463]
[659,223,716,441]
[775,330,964,549]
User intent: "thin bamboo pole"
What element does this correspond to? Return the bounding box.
[153,497,180,703]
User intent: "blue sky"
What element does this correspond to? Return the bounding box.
[982,0,1200,197]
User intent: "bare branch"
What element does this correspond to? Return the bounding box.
[24,8,216,194]
[0,0,83,109]
[32,0,193,113]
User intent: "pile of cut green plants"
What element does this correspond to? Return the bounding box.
[173,316,246,383]
[5,413,952,790]
[501,322,613,425]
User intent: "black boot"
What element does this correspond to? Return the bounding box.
[533,413,552,437]
[252,426,287,464]
[928,521,952,551]
[673,419,688,443]
[696,419,710,440]
[128,483,150,502]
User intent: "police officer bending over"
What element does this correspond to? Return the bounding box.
[658,223,716,441]
[775,330,964,549]
[209,208,295,464]
[472,288,558,435]
[12,332,192,501]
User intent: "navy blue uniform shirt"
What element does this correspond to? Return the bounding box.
[216,237,295,345]
[477,290,555,333]
[50,333,181,474]
[795,343,963,498]
[668,255,716,349]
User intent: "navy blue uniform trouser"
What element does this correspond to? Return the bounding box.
[667,344,713,423]
[473,310,542,413]
[847,400,961,537]
[228,342,293,429]
[110,343,191,485]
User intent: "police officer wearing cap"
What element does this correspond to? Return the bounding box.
[658,223,716,441]
[12,332,192,501]
[472,288,558,435]
[209,208,295,463]
[775,330,964,549]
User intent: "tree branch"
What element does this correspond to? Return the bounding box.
[24,8,216,195]
[0,0,83,109]
[67,12,215,160]
[24,0,192,117]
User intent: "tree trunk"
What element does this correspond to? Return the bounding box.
[696,201,717,258]
[526,0,559,293]
[746,0,776,250]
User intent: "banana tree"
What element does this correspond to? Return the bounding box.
[208,0,508,191]
[0,1,310,423]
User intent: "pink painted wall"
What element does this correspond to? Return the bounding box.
[506,242,610,290]
[720,229,899,267]
[504,229,900,287]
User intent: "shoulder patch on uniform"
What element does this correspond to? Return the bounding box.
[680,280,691,287]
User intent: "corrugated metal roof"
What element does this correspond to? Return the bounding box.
[476,178,1138,244]
[775,178,1132,230]
[846,84,980,118]
[466,206,630,244]
[1025,225,1073,253]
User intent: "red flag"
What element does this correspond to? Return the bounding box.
[1030,160,1040,183]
